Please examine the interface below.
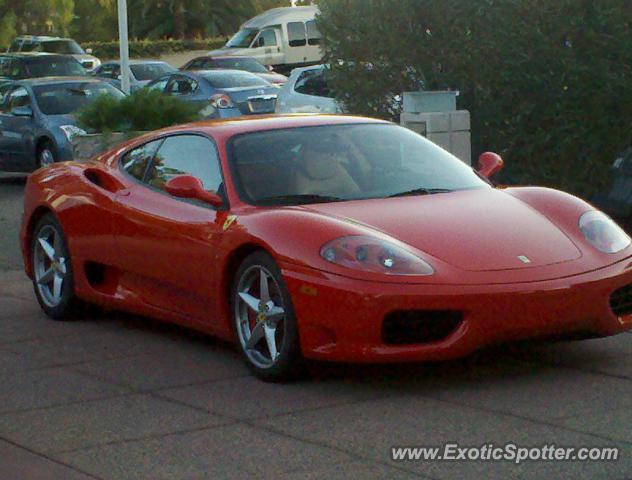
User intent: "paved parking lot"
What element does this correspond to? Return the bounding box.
[1,174,631,479]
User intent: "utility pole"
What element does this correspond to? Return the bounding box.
[117,0,131,94]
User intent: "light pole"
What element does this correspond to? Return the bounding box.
[117,0,131,94]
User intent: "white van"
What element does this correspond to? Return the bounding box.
[208,6,322,74]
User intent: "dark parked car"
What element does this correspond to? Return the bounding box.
[0,77,125,172]
[593,147,632,230]
[93,60,176,92]
[180,55,287,85]
[0,53,86,81]
[145,69,279,118]
[8,36,101,71]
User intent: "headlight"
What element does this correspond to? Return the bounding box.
[320,235,434,275]
[60,125,87,141]
[579,211,631,254]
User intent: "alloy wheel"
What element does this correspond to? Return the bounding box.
[235,265,286,369]
[33,225,67,308]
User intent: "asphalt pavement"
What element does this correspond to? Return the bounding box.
[1,173,631,479]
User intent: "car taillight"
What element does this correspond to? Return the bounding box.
[210,94,234,109]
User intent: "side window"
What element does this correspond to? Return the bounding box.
[112,65,121,79]
[255,29,277,47]
[121,139,163,181]
[306,21,321,46]
[7,87,31,111]
[294,68,332,98]
[0,85,14,113]
[10,61,26,79]
[96,64,114,78]
[0,57,13,77]
[146,135,223,194]
[187,58,208,70]
[287,22,306,47]
[166,77,198,96]
[147,76,170,92]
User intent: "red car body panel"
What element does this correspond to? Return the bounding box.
[20,115,632,362]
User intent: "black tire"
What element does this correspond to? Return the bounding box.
[231,251,304,382]
[31,213,80,320]
[36,140,57,169]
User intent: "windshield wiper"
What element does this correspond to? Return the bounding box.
[256,194,343,206]
[389,188,454,198]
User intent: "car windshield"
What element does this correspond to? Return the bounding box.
[213,57,268,73]
[33,82,125,115]
[200,71,269,88]
[26,58,87,77]
[38,40,85,55]
[130,63,175,81]
[230,124,489,206]
[226,29,259,48]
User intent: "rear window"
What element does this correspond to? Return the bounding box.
[200,71,269,88]
[130,63,175,81]
[25,57,87,77]
[38,40,84,55]
[212,58,268,74]
[33,82,125,115]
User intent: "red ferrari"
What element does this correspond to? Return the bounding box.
[20,115,632,381]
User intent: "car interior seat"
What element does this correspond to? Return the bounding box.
[292,147,360,197]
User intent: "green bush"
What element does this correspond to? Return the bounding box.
[81,37,227,60]
[76,89,201,133]
[317,0,632,197]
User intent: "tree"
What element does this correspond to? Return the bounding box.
[318,0,632,197]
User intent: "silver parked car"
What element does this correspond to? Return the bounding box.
[8,36,101,72]
[275,64,341,114]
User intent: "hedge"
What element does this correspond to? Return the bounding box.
[81,37,227,60]
[317,0,632,198]
[76,89,201,133]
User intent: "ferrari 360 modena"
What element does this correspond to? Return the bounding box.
[20,115,632,381]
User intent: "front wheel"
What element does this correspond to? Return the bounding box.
[31,214,80,320]
[231,252,303,382]
[37,141,57,169]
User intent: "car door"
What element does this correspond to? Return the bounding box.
[250,28,283,66]
[112,133,227,324]
[0,86,36,171]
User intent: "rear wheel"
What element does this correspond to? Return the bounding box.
[232,252,303,382]
[31,214,80,320]
[37,141,57,169]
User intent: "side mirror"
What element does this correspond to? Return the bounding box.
[477,152,504,179]
[11,105,33,117]
[86,48,93,54]
[164,174,223,207]
[267,65,274,72]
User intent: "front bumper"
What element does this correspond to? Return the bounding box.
[281,258,632,363]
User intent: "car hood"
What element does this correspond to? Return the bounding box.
[301,188,583,272]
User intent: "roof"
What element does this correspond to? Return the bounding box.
[101,60,171,66]
[191,55,257,61]
[16,76,106,86]
[242,6,318,29]
[13,36,68,42]
[186,69,258,78]
[0,52,72,60]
